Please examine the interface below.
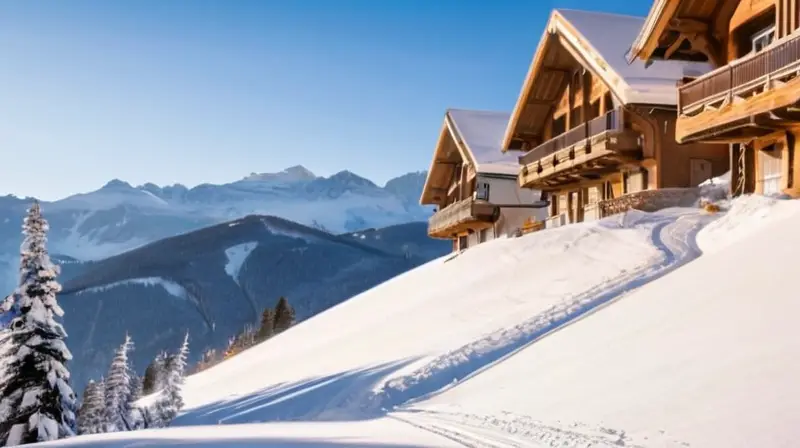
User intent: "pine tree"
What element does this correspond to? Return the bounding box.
[273,296,295,333]
[142,351,168,396]
[0,202,78,445]
[257,308,275,342]
[76,380,105,435]
[103,335,134,432]
[154,333,189,427]
[130,372,143,403]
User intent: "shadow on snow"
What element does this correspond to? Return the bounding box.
[177,359,420,426]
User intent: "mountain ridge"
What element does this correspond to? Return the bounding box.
[0,167,432,292]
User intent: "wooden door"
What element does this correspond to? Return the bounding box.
[624,170,645,194]
[569,191,579,223]
[758,146,782,195]
[690,158,713,186]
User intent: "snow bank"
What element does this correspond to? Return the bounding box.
[697,195,800,254]
[700,170,731,187]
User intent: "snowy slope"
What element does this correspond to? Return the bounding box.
[43,196,800,447]
[406,196,800,447]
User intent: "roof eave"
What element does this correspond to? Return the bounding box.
[419,122,450,206]
[627,0,677,63]
[501,12,559,152]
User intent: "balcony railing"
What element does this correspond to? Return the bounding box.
[588,107,623,137]
[428,197,496,236]
[678,31,800,114]
[519,107,624,166]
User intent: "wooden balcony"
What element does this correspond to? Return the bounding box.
[676,31,800,144]
[518,107,642,189]
[428,197,498,238]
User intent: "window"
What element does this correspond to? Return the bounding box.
[751,25,775,53]
[475,181,490,201]
[552,115,566,136]
[624,169,646,194]
[479,228,489,243]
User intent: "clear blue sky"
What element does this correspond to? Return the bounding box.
[0,0,649,200]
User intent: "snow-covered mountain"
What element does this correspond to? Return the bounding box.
[0,167,432,292]
[55,214,449,395]
[48,195,800,447]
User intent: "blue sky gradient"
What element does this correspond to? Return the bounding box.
[0,0,649,200]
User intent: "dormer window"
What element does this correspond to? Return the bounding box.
[751,25,775,54]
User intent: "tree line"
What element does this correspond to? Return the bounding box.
[189,296,295,375]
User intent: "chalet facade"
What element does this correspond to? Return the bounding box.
[629,0,800,197]
[420,109,548,251]
[502,10,730,226]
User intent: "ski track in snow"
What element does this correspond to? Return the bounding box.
[235,209,713,436]
[371,209,713,412]
[390,409,690,447]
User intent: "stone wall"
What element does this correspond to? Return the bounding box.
[599,188,702,218]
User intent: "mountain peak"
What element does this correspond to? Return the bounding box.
[327,170,376,187]
[242,165,317,183]
[101,179,133,190]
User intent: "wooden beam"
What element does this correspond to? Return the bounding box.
[566,71,574,130]
[526,98,560,105]
[663,35,687,60]
[690,32,724,67]
[665,18,723,66]
[581,69,591,124]
[541,66,573,74]
[669,18,709,34]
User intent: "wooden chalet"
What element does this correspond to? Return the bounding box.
[420,109,548,251]
[502,9,730,227]
[629,0,800,197]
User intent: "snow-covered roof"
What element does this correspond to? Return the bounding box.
[553,9,712,105]
[446,109,519,176]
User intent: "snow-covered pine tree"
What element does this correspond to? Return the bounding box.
[0,202,78,445]
[130,372,143,403]
[273,296,295,333]
[154,333,189,427]
[103,335,134,432]
[76,380,105,435]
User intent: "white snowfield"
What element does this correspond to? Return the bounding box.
[42,196,800,447]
